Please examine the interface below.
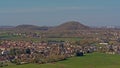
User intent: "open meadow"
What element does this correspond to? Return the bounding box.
[4,53,120,68]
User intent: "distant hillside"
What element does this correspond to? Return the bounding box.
[50,21,90,31]
[0,21,90,33]
[0,26,14,29]
[15,24,50,31]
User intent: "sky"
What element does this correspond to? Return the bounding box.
[0,0,120,26]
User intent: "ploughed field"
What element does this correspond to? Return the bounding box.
[4,53,120,68]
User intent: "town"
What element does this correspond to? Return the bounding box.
[1,21,120,67]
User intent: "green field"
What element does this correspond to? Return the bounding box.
[4,53,120,68]
[0,33,82,42]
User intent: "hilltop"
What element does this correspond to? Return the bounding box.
[0,21,91,34]
[8,21,90,32]
[50,21,90,31]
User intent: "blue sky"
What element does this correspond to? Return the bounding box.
[0,0,120,26]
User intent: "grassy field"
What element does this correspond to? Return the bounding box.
[4,53,120,68]
[0,33,82,42]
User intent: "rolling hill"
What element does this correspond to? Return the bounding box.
[49,21,90,31]
[15,24,51,31]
